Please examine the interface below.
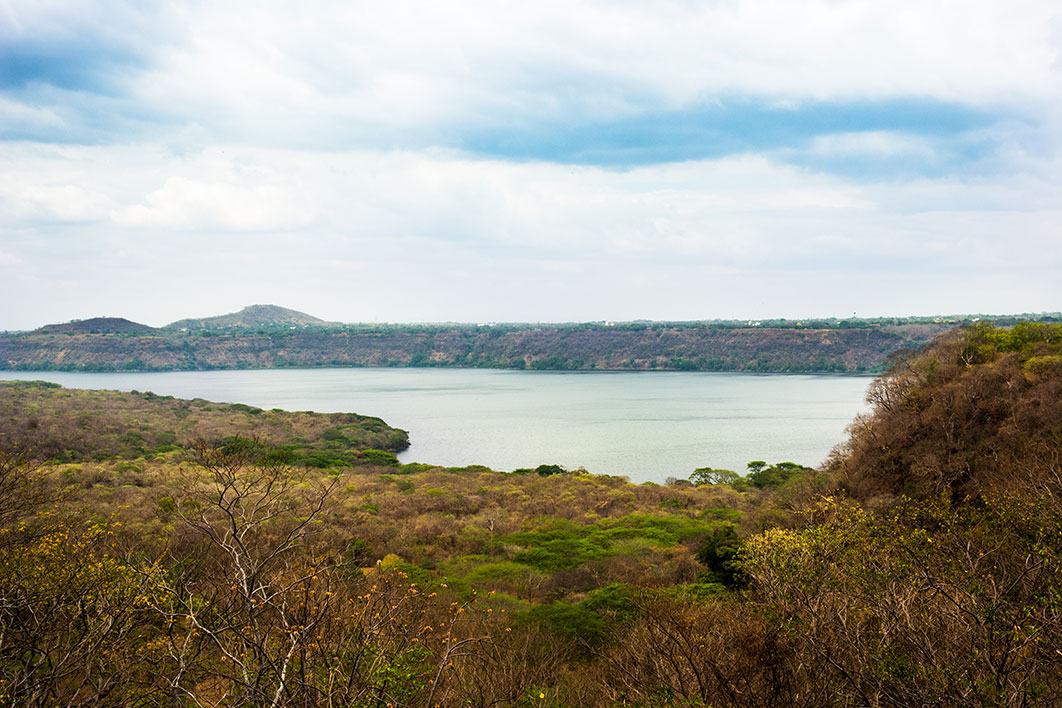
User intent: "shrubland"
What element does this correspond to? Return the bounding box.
[0,381,408,466]
[0,322,1060,706]
[1,319,958,374]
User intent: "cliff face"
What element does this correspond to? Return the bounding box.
[0,323,947,373]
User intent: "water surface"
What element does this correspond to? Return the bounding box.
[2,368,872,483]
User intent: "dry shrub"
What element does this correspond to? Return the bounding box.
[590,594,820,708]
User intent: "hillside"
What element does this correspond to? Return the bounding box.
[7,309,1058,374]
[1,320,953,373]
[166,303,326,330]
[0,380,408,464]
[33,316,156,335]
[2,327,1062,706]
[831,321,1062,502]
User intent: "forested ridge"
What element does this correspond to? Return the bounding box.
[0,321,1061,706]
[0,316,999,374]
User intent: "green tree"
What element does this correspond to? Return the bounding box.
[690,467,742,486]
[745,461,810,489]
[695,523,746,588]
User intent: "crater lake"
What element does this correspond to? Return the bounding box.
[1,368,872,483]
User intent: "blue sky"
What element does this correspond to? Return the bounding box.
[1,0,1059,329]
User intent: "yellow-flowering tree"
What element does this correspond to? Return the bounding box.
[742,496,1062,707]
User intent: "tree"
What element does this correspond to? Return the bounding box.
[0,445,164,706]
[690,467,742,486]
[742,496,1062,707]
[594,592,819,708]
[155,437,341,707]
[745,461,810,489]
[695,523,746,588]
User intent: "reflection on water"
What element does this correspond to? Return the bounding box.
[2,368,872,484]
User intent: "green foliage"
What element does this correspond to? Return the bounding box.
[689,467,742,486]
[744,460,811,489]
[398,461,437,474]
[364,644,432,705]
[0,382,409,466]
[962,321,1062,363]
[694,523,746,588]
[506,514,716,572]
[1023,354,1062,379]
[301,451,352,468]
[523,583,638,649]
[156,495,177,517]
[361,448,400,467]
[699,507,742,523]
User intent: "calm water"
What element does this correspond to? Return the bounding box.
[2,368,872,483]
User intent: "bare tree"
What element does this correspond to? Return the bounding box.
[156,438,340,707]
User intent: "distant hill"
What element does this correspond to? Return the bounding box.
[165,304,325,330]
[3,312,1058,374]
[34,317,156,335]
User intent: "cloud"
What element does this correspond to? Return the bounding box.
[0,2,1059,327]
[0,251,23,267]
[0,1,175,92]
[1,1,1058,169]
[459,98,998,167]
[12,183,112,222]
[805,132,939,159]
[111,175,313,231]
[0,96,65,135]
[4,141,1056,274]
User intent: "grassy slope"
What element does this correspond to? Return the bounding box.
[0,380,408,464]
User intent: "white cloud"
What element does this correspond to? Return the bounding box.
[1,2,1061,326]
[3,183,111,222]
[805,132,938,159]
[3,141,1057,286]
[0,97,66,133]
[7,1,1060,147]
[111,176,313,231]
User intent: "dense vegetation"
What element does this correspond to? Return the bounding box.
[1,321,1061,706]
[5,306,1058,374]
[0,381,409,467]
[0,316,972,373]
[833,321,1062,502]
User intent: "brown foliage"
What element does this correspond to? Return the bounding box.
[0,381,408,464]
[591,593,825,708]
[743,497,1062,707]
[832,325,1062,503]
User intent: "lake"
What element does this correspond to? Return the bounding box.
[1,368,873,484]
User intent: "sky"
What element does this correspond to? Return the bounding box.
[1,1,1060,330]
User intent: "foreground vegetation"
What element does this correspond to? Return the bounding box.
[1,321,1061,706]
